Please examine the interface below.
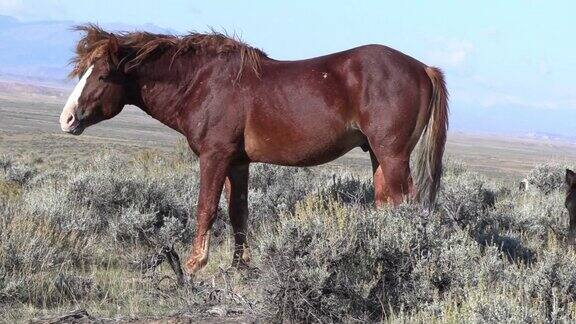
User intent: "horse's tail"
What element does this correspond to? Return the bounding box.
[414,66,449,208]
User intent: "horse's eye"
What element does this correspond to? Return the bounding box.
[99,74,111,81]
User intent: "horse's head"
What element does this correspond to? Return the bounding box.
[60,35,128,135]
[565,169,576,241]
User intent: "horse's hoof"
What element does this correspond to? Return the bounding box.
[184,256,207,275]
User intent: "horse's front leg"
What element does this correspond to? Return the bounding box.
[184,147,233,275]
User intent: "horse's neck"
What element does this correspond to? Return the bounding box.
[127,66,192,134]
[126,54,239,135]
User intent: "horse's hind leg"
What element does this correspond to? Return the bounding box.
[369,149,412,206]
[224,164,251,268]
[369,150,388,208]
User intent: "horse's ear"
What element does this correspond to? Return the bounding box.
[566,169,575,186]
[108,35,120,67]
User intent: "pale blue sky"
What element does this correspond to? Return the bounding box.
[1,1,575,136]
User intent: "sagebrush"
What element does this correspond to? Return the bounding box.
[0,145,575,322]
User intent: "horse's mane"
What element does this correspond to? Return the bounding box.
[69,24,267,79]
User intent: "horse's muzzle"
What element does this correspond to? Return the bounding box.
[60,111,84,135]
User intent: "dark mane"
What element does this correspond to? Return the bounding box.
[70,24,267,79]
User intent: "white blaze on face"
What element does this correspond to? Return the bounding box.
[59,65,94,132]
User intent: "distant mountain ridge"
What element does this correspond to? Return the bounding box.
[0,15,175,83]
[523,132,576,144]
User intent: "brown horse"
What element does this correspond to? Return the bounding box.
[59,25,448,275]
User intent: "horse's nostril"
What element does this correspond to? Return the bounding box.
[66,115,74,125]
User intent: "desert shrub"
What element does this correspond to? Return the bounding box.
[0,156,37,186]
[69,171,192,235]
[4,164,36,186]
[438,170,495,226]
[318,173,374,205]
[0,154,12,171]
[0,150,204,308]
[439,169,541,263]
[112,207,189,249]
[0,202,97,306]
[256,198,510,322]
[0,158,38,200]
[247,165,376,228]
[526,163,566,195]
[521,248,576,321]
[443,159,467,177]
[496,192,567,244]
[0,179,21,200]
[247,164,318,225]
[21,152,202,261]
[3,145,576,322]
[255,161,576,322]
[442,285,547,323]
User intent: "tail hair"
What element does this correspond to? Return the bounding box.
[414,66,449,208]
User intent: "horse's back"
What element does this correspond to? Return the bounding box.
[241,44,433,166]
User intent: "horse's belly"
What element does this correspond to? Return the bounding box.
[245,127,365,166]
